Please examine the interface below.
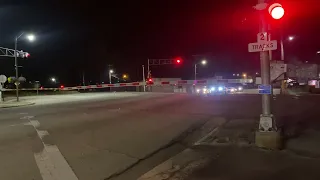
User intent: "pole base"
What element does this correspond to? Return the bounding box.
[255,131,282,150]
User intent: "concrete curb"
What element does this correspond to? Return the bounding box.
[0,102,35,108]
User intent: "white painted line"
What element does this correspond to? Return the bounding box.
[34,144,78,180]
[193,126,220,146]
[37,130,50,140]
[30,120,40,128]
[20,115,35,120]
[25,116,79,180]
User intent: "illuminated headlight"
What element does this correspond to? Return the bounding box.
[211,87,216,91]
[196,89,200,93]
[218,87,223,91]
[203,88,207,92]
[230,88,235,92]
[238,87,243,91]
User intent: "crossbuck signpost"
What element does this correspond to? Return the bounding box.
[250,0,283,149]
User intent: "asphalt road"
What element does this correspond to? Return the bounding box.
[0,92,319,180]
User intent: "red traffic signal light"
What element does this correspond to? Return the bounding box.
[60,85,64,89]
[148,78,153,82]
[269,3,284,20]
[174,57,182,64]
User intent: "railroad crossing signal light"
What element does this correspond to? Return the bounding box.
[269,3,284,20]
[147,78,154,85]
[25,52,30,58]
[175,57,182,64]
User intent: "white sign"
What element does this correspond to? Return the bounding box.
[248,40,277,52]
[0,75,7,83]
[257,32,267,42]
[270,63,286,82]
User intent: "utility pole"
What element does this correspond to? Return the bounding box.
[147,59,150,78]
[82,71,85,86]
[142,65,146,92]
[14,36,19,102]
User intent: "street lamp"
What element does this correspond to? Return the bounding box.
[27,34,35,42]
[51,77,56,83]
[242,73,247,78]
[194,60,207,80]
[14,32,35,101]
[109,69,114,84]
[280,35,295,61]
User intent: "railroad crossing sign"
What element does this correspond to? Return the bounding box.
[248,32,277,52]
[257,32,268,42]
[0,75,7,83]
[248,40,277,52]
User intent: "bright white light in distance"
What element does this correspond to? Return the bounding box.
[51,78,56,82]
[288,36,294,41]
[27,34,35,42]
[196,89,200,93]
[211,87,215,91]
[218,86,223,91]
[238,87,243,91]
[201,60,207,65]
[109,70,114,73]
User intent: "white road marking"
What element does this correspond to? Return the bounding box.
[22,116,78,180]
[20,115,35,120]
[34,144,78,180]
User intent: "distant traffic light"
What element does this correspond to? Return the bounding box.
[175,57,182,64]
[60,85,64,89]
[268,3,284,20]
[147,78,153,82]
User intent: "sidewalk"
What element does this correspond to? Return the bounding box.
[139,118,320,180]
[0,100,35,108]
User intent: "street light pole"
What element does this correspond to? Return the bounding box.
[280,34,285,61]
[14,33,24,102]
[194,64,197,80]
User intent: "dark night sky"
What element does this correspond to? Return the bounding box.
[0,0,319,86]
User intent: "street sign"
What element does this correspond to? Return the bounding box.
[257,32,267,42]
[0,75,7,83]
[258,85,272,94]
[248,40,277,52]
